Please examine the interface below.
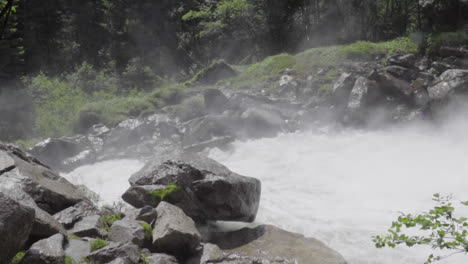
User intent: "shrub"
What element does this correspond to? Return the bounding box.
[76,97,154,132]
[90,239,109,252]
[230,53,295,89]
[25,73,87,137]
[64,256,78,264]
[374,194,468,263]
[427,31,468,53]
[100,212,123,232]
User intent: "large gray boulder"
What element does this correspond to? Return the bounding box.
[209,225,347,264]
[152,202,201,257]
[86,242,141,264]
[64,239,91,263]
[0,192,35,264]
[53,200,99,228]
[109,219,147,247]
[145,253,180,264]
[204,89,231,114]
[29,135,94,171]
[20,234,65,264]
[428,69,468,100]
[70,215,107,238]
[332,72,355,105]
[0,148,86,214]
[124,152,261,222]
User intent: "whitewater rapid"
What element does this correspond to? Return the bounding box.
[65,116,468,264]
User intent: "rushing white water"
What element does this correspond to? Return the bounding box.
[64,110,468,264]
[64,159,145,206]
[208,117,468,264]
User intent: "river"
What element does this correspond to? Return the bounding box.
[65,113,468,264]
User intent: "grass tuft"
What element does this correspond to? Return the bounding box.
[90,239,109,252]
[9,251,26,264]
[100,212,123,232]
[139,222,153,240]
[150,184,182,203]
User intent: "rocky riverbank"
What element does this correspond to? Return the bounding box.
[2,43,468,264]
[0,143,346,264]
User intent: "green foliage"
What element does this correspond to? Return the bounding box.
[373,194,468,263]
[9,251,25,264]
[121,58,163,93]
[64,256,78,264]
[337,37,419,60]
[139,222,153,240]
[148,83,186,107]
[427,32,468,53]
[90,239,109,252]
[76,97,155,129]
[150,184,182,203]
[25,73,87,137]
[100,212,123,232]
[140,254,150,264]
[67,235,82,241]
[230,53,295,89]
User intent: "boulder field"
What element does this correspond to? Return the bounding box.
[0,142,346,264]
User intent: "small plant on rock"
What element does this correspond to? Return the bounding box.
[90,239,109,252]
[373,194,468,263]
[100,212,123,231]
[139,222,153,240]
[150,184,182,203]
[9,251,25,264]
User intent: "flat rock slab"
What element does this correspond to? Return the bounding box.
[209,225,347,264]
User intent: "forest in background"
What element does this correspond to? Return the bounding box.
[0,0,467,141]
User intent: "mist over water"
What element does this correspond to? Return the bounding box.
[63,105,468,264]
[209,115,468,264]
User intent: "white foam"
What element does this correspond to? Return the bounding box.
[63,159,144,206]
[209,120,468,264]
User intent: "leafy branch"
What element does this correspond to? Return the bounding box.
[373,194,468,263]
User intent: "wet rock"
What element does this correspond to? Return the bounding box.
[134,206,158,224]
[144,253,180,264]
[0,192,35,263]
[209,225,346,264]
[0,150,15,174]
[122,185,170,208]
[438,46,468,58]
[1,152,85,214]
[53,200,99,228]
[21,234,65,264]
[106,258,134,264]
[204,89,231,114]
[241,107,285,138]
[387,53,417,68]
[278,75,299,98]
[332,72,355,105]
[29,136,92,170]
[126,152,261,222]
[86,242,141,264]
[109,219,147,247]
[64,239,91,263]
[428,69,468,100]
[382,66,418,81]
[347,77,375,117]
[181,114,239,149]
[152,202,201,257]
[0,175,65,241]
[187,243,224,264]
[70,215,106,238]
[32,207,66,239]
